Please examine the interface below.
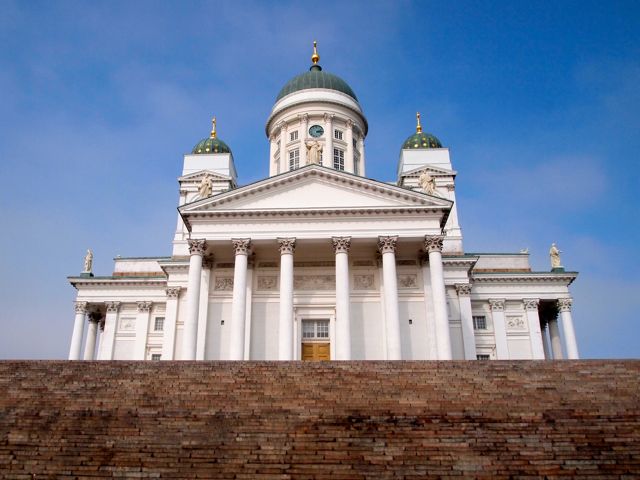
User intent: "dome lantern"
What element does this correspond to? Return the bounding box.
[191,116,232,155]
[402,112,443,150]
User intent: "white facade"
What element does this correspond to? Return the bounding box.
[69,48,579,362]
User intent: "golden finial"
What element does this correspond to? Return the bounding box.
[416,112,423,134]
[210,116,217,139]
[311,40,320,65]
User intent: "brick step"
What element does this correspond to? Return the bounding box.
[1,360,639,478]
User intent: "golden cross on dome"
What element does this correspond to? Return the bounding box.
[416,112,423,134]
[311,40,320,65]
[210,116,217,139]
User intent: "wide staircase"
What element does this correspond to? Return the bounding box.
[1,360,639,478]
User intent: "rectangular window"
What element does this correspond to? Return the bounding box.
[333,148,344,170]
[334,129,343,140]
[290,130,298,141]
[302,320,330,339]
[352,138,357,148]
[476,354,490,360]
[473,315,487,330]
[151,354,161,361]
[154,317,164,331]
[289,149,300,170]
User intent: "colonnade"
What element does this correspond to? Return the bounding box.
[540,298,579,359]
[179,234,452,361]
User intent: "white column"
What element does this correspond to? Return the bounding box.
[345,119,354,173]
[333,237,352,360]
[279,123,288,174]
[378,236,401,360]
[323,113,334,169]
[425,235,452,360]
[524,299,545,359]
[558,298,579,359]
[278,238,296,361]
[300,114,308,166]
[269,134,278,176]
[83,316,99,360]
[489,299,509,359]
[98,302,120,360]
[196,257,213,360]
[182,238,206,360]
[420,257,438,359]
[161,287,181,360]
[230,238,251,360]
[357,137,365,176]
[69,301,88,360]
[541,322,551,360]
[134,301,152,360]
[548,317,564,359]
[244,258,254,360]
[456,284,477,360]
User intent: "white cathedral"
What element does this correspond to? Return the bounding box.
[68,43,579,362]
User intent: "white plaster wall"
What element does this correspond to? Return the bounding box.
[398,299,427,360]
[250,301,279,360]
[449,324,465,359]
[473,254,531,270]
[182,153,237,180]
[508,338,532,359]
[205,301,232,360]
[113,340,134,360]
[398,149,452,175]
[350,301,384,359]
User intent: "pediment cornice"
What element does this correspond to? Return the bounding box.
[401,165,457,178]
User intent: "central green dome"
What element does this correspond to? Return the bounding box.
[276,64,358,102]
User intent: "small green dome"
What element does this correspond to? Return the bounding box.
[191,137,231,155]
[276,65,358,102]
[402,132,443,150]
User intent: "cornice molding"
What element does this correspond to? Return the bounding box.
[471,272,578,285]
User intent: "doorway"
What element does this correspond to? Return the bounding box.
[301,319,330,361]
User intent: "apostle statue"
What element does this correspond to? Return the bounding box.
[198,174,213,199]
[418,171,437,196]
[549,243,562,269]
[305,140,322,165]
[83,249,93,273]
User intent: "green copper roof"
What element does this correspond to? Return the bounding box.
[276,65,358,102]
[402,132,443,150]
[191,137,232,155]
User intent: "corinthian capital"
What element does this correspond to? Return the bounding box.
[424,234,445,253]
[489,299,505,311]
[377,236,398,254]
[137,301,153,313]
[187,238,207,256]
[523,298,540,311]
[232,238,252,256]
[74,301,88,314]
[165,287,181,298]
[105,301,121,313]
[557,298,573,312]
[277,237,296,255]
[455,283,472,296]
[331,236,352,254]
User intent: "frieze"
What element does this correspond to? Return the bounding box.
[353,260,374,267]
[294,275,335,291]
[258,262,278,268]
[214,277,234,291]
[119,317,135,331]
[353,274,375,290]
[257,276,278,291]
[506,315,526,330]
[397,274,418,289]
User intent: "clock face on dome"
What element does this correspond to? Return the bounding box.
[309,125,324,138]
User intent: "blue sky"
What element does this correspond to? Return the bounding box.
[0,0,638,359]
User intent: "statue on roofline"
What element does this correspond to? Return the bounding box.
[83,249,93,273]
[549,243,562,269]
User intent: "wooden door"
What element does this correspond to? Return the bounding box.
[301,343,330,361]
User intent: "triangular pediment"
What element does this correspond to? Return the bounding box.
[180,165,452,214]
[401,165,456,177]
[178,170,232,183]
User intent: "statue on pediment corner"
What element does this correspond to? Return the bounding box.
[549,243,562,269]
[83,249,93,273]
